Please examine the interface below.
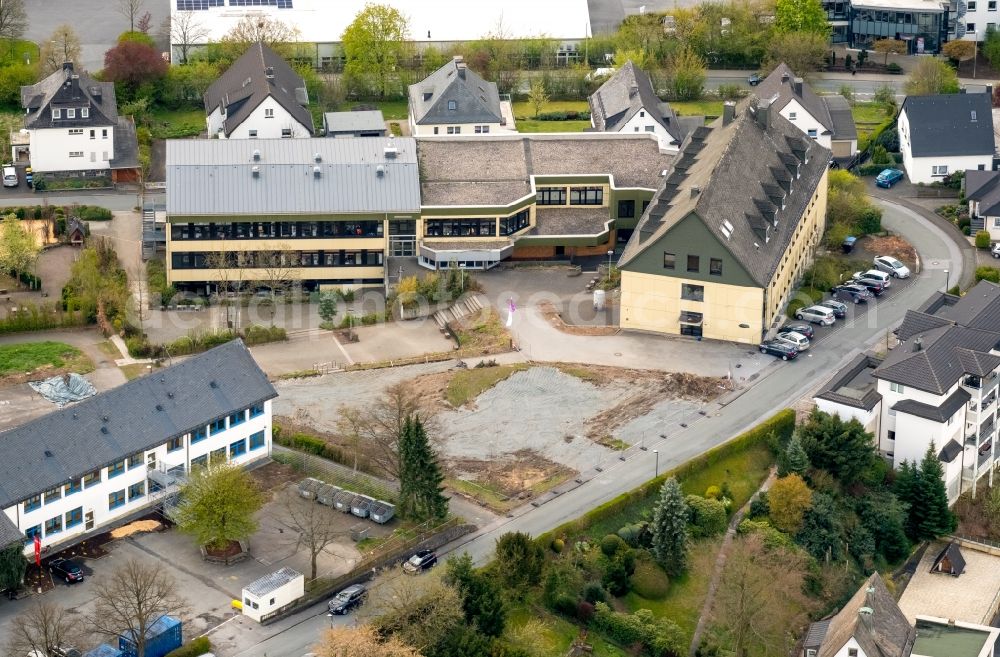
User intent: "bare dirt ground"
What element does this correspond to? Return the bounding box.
[858,234,918,267]
[539,301,620,336]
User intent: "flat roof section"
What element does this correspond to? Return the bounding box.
[532,207,611,236]
[850,0,946,11]
[912,618,997,657]
[899,541,1000,625]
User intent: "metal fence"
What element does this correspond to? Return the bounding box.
[272,445,398,502]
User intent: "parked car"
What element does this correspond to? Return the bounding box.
[24,166,32,189]
[777,323,815,340]
[992,243,1000,259]
[854,269,892,288]
[873,255,911,278]
[328,584,367,615]
[759,340,798,361]
[851,278,886,296]
[875,168,904,188]
[747,72,762,86]
[2,165,16,188]
[831,284,875,304]
[816,299,848,318]
[794,305,836,325]
[776,331,811,351]
[48,557,84,583]
[402,549,438,574]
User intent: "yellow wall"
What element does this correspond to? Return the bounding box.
[168,267,384,284]
[167,237,386,252]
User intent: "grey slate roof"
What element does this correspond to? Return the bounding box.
[244,567,302,597]
[891,387,971,422]
[900,93,995,157]
[0,340,276,509]
[408,56,501,126]
[932,540,966,574]
[166,137,421,216]
[754,63,833,134]
[895,309,954,341]
[933,280,1000,332]
[965,169,1000,216]
[803,619,831,650]
[532,207,612,236]
[21,62,117,130]
[814,353,883,411]
[619,96,831,287]
[938,439,964,463]
[109,117,140,170]
[588,61,686,145]
[323,110,386,135]
[823,95,858,141]
[204,42,313,137]
[817,572,915,657]
[876,322,1000,394]
[0,513,21,547]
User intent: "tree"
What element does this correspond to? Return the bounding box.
[667,47,706,101]
[985,26,1000,69]
[319,291,338,324]
[159,61,219,108]
[942,39,977,65]
[0,215,39,287]
[279,490,346,580]
[465,19,524,96]
[372,579,464,654]
[794,491,841,560]
[341,3,409,98]
[0,540,26,593]
[764,30,828,74]
[650,477,689,576]
[858,491,910,562]
[205,239,248,329]
[398,415,448,521]
[89,559,186,657]
[219,15,299,65]
[0,63,35,106]
[6,601,74,657]
[103,41,168,93]
[494,531,545,592]
[527,78,549,119]
[768,474,813,533]
[255,247,295,298]
[444,553,507,637]
[39,25,81,76]
[174,463,264,550]
[118,0,146,32]
[873,38,908,66]
[904,57,960,96]
[916,443,957,539]
[798,409,876,486]
[615,12,669,60]
[168,11,210,64]
[336,382,430,478]
[779,433,810,476]
[775,0,829,35]
[0,0,27,43]
[314,625,423,657]
[136,11,153,35]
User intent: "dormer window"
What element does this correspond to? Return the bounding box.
[81,107,89,118]
[447,100,457,111]
[52,108,61,119]
[66,108,76,119]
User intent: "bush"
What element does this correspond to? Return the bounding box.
[583,581,609,604]
[272,423,351,466]
[629,560,670,600]
[976,266,1000,284]
[601,533,627,557]
[748,492,770,519]
[242,324,287,346]
[592,603,686,656]
[886,62,903,73]
[976,230,993,249]
[77,205,113,221]
[552,593,577,617]
[576,600,595,623]
[855,163,886,177]
[686,495,728,537]
[857,207,883,235]
[716,83,746,100]
[550,538,564,553]
[164,637,211,657]
[617,522,649,548]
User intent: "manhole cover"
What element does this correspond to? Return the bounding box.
[614,352,622,356]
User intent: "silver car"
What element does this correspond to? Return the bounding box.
[794,305,836,326]
[873,256,911,278]
[776,331,810,351]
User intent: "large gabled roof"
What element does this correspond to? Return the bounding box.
[204,42,314,137]
[876,322,1000,394]
[817,573,914,657]
[900,93,995,157]
[927,280,1000,332]
[0,340,276,510]
[619,96,830,286]
[754,63,833,133]
[588,61,686,144]
[21,62,117,130]
[408,56,501,126]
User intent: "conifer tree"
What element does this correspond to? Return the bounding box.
[398,415,448,521]
[650,477,689,576]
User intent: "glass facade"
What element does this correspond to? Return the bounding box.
[848,6,947,52]
[172,250,383,269]
[172,221,384,240]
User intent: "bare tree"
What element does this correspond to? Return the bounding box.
[167,11,210,64]
[205,238,248,330]
[88,559,187,657]
[6,601,74,657]
[39,25,81,76]
[129,260,149,330]
[278,490,348,580]
[314,625,423,657]
[222,15,299,63]
[256,246,296,298]
[370,579,464,652]
[118,0,146,32]
[0,0,27,42]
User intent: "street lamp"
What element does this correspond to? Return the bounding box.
[944,269,949,293]
[606,249,614,279]
[973,31,979,79]
[653,449,660,477]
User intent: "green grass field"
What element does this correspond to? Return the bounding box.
[445,363,529,407]
[516,120,591,133]
[0,342,93,377]
[148,107,205,139]
[671,99,725,118]
[0,39,38,67]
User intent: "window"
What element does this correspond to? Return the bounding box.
[45,516,62,535]
[24,525,41,544]
[969,0,977,9]
[890,382,905,393]
[128,481,146,501]
[191,454,208,470]
[618,200,635,218]
[848,650,858,657]
[191,427,207,443]
[932,165,949,175]
[663,252,676,270]
[991,0,997,10]
[807,129,818,139]
[23,495,41,513]
[640,110,645,117]
[210,418,227,435]
[44,488,62,504]
[65,507,82,529]
[806,650,817,657]
[167,436,184,452]
[569,186,603,205]
[52,108,61,119]
[264,108,274,118]
[81,107,89,118]
[994,218,1000,228]
[710,258,723,276]
[108,489,126,510]
[249,403,265,419]
[687,255,700,273]
[425,219,496,237]
[447,100,457,110]
[65,479,82,495]
[968,22,977,31]
[128,452,143,469]
[446,126,461,134]
[250,430,266,450]
[83,470,101,489]
[248,129,258,138]
[230,438,247,458]
[68,128,83,135]
[788,112,797,120]
[474,125,490,133]
[229,410,246,427]
[108,459,125,478]
[888,430,896,442]
[68,151,83,157]
[281,128,292,138]
[681,284,705,301]
[101,129,107,138]
[90,129,95,139]
[66,108,76,119]
[536,187,566,205]
[500,210,530,235]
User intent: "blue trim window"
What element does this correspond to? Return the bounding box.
[44,516,62,536]
[210,418,227,435]
[127,452,143,469]
[249,403,264,419]
[83,470,101,489]
[191,454,207,470]
[191,427,207,443]
[108,459,126,478]
[65,507,83,529]
[128,481,145,501]
[24,525,40,544]
[23,495,41,513]
[229,410,246,427]
[108,489,126,510]
[44,488,62,504]
[167,436,184,452]
[64,479,82,496]
[229,438,247,458]
[249,430,266,451]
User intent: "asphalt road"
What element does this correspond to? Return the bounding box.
[236,197,962,657]
[704,73,906,99]
[0,189,156,211]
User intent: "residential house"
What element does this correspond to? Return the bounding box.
[204,42,314,140]
[414,133,670,269]
[898,93,995,184]
[407,56,515,137]
[617,98,830,344]
[0,340,276,554]
[323,110,387,138]
[587,61,700,152]
[814,280,1000,501]
[19,62,139,182]
[754,63,857,158]
[964,168,1000,243]
[165,137,420,293]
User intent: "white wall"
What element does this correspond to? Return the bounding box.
[778,98,832,149]
[3,400,272,553]
[977,212,1000,242]
[899,109,993,184]
[877,379,966,470]
[409,119,502,137]
[213,96,312,139]
[242,572,304,623]
[814,399,881,438]
[29,125,115,173]
[618,109,681,153]
[832,636,869,657]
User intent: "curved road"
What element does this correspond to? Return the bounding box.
[218,197,966,657]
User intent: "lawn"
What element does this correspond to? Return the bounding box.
[516,120,591,133]
[147,106,205,139]
[361,100,410,120]
[445,363,529,407]
[0,342,92,377]
[671,99,725,118]
[506,603,628,657]
[851,102,891,145]
[0,39,38,66]
[512,100,589,117]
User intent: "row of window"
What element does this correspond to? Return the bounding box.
[431,125,491,135]
[248,128,293,138]
[189,431,266,469]
[173,221,385,241]
[171,250,384,270]
[663,253,723,277]
[66,128,109,139]
[51,106,90,120]
[425,212,531,238]
[536,186,605,206]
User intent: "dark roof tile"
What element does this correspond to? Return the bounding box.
[900,93,995,157]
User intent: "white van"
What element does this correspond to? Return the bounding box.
[2,166,17,187]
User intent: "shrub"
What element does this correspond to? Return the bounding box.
[629,560,670,600]
[857,207,883,234]
[871,145,891,165]
[748,492,770,519]
[705,485,721,499]
[552,593,577,617]
[242,324,287,346]
[686,495,728,537]
[550,538,565,553]
[164,637,211,657]
[617,522,649,548]
[716,83,745,100]
[77,205,113,221]
[576,600,595,623]
[583,581,608,604]
[601,533,627,557]
[592,603,686,656]
[976,230,993,249]
[886,62,903,73]
[126,336,151,358]
[976,266,1000,284]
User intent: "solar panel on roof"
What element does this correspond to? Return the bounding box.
[229,0,293,6]
[176,0,223,9]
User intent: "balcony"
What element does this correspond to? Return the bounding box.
[964,375,983,390]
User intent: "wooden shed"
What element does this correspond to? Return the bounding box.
[931,541,965,576]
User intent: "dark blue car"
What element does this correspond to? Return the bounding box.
[759,340,798,361]
[875,169,904,188]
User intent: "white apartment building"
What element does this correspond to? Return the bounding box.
[0,340,277,553]
[898,93,995,185]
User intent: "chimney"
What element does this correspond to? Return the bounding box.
[913,336,923,352]
[781,71,789,83]
[62,61,73,73]
[690,186,701,198]
[793,77,804,96]
[755,98,772,130]
[629,85,639,98]
[453,55,467,79]
[723,101,736,125]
